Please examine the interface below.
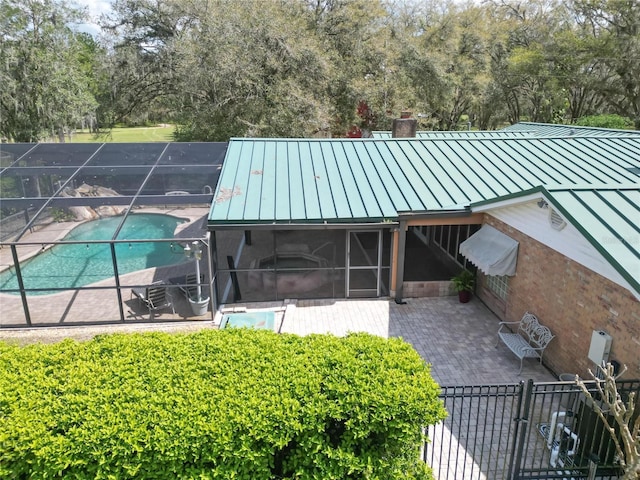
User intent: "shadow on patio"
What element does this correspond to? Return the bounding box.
[272,296,558,385]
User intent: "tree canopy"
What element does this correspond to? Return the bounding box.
[1,0,638,142]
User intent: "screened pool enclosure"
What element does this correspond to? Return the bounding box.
[212,227,393,304]
[1,140,486,327]
[0,143,226,327]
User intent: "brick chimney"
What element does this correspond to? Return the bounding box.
[391,111,417,138]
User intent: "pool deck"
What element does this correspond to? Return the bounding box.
[0,296,556,386]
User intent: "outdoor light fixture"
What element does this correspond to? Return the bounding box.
[537,199,549,209]
[183,241,203,261]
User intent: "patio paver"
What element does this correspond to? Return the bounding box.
[279,296,556,385]
[0,296,556,384]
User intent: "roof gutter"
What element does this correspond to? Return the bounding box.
[397,208,472,221]
[207,221,399,231]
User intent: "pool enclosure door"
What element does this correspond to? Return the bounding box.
[347,230,383,297]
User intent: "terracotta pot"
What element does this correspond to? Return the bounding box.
[458,290,472,303]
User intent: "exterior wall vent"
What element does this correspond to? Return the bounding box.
[549,208,567,231]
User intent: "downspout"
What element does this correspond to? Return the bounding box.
[394,219,408,304]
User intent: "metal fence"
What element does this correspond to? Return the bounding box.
[424,379,640,479]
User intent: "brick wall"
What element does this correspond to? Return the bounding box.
[478,217,640,380]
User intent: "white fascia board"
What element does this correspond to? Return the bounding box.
[469,192,543,213]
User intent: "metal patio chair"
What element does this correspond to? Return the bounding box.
[131,281,175,315]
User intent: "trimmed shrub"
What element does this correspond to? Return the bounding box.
[575,114,634,130]
[0,330,446,479]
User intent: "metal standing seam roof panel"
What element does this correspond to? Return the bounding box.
[258,142,277,221]
[371,141,425,210]
[340,141,386,220]
[321,142,354,219]
[384,141,434,209]
[222,141,252,222]
[209,141,239,221]
[370,130,534,139]
[433,141,513,201]
[568,138,640,183]
[477,140,551,187]
[308,142,336,220]
[461,141,535,194]
[504,138,627,186]
[331,142,369,219]
[540,138,634,185]
[389,142,442,207]
[243,141,265,220]
[399,141,460,207]
[611,136,640,156]
[501,122,640,137]
[463,140,538,198]
[352,142,397,217]
[362,142,412,212]
[287,142,306,220]
[440,142,501,203]
[341,142,384,218]
[274,142,292,221]
[298,142,322,220]
[510,139,598,185]
[546,188,640,292]
[210,137,640,225]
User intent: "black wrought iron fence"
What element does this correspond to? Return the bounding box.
[424,379,639,480]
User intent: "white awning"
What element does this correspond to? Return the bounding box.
[459,225,519,276]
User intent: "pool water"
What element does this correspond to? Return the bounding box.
[0,213,189,295]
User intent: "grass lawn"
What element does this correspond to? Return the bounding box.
[69,125,175,143]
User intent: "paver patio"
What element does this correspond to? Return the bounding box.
[0,296,557,385]
[225,296,557,385]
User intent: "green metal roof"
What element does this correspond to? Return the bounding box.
[371,130,532,139]
[209,136,640,225]
[501,122,640,137]
[471,185,640,296]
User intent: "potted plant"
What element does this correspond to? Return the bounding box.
[451,270,475,303]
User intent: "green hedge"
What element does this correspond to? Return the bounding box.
[0,330,446,479]
[575,114,634,129]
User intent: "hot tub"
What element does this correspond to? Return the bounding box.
[220,311,275,330]
[248,251,331,295]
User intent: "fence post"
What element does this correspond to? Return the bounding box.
[507,379,533,480]
[10,244,31,326]
[587,453,599,480]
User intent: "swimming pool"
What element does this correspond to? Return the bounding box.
[0,213,189,295]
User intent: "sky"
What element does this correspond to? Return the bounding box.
[75,0,113,36]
